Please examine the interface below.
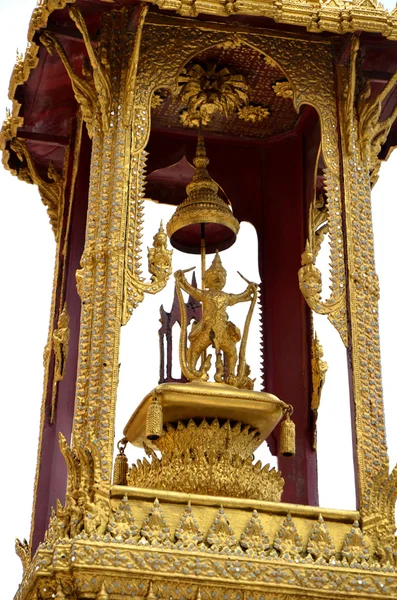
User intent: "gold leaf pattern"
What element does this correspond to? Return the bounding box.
[175,503,205,549]
[107,495,138,542]
[140,499,171,546]
[207,507,238,552]
[341,521,371,565]
[307,515,335,562]
[240,510,270,555]
[273,514,303,559]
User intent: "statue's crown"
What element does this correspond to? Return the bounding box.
[153,221,167,246]
[205,250,226,280]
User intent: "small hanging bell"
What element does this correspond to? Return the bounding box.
[280,406,295,457]
[113,438,128,485]
[146,394,163,440]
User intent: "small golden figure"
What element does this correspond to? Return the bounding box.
[50,303,70,423]
[148,221,172,284]
[175,251,258,388]
[311,333,328,450]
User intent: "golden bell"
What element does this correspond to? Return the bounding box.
[146,394,163,440]
[280,409,295,457]
[113,438,129,485]
[166,132,239,254]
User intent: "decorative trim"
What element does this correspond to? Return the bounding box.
[50,303,70,423]
[9,138,64,239]
[338,65,397,558]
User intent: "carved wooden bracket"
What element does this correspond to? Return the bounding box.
[40,6,112,138]
[344,35,397,184]
[10,138,64,239]
[298,193,348,346]
[122,222,172,324]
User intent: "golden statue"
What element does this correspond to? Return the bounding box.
[50,303,70,423]
[148,221,172,284]
[175,251,258,388]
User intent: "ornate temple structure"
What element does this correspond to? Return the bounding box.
[4,0,397,598]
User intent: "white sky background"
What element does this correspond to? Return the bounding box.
[1,0,397,597]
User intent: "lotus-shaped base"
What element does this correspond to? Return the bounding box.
[123,382,288,501]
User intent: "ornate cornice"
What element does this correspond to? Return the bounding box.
[0,1,76,163]
[146,0,397,39]
[14,487,397,600]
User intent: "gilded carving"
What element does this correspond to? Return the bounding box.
[7,1,397,599]
[178,63,250,127]
[239,510,270,555]
[311,333,328,450]
[358,74,397,182]
[344,35,360,156]
[299,187,347,345]
[123,221,172,322]
[2,1,76,176]
[40,7,112,137]
[307,516,335,562]
[273,80,293,99]
[142,0,396,40]
[263,54,279,68]
[175,253,257,387]
[69,7,112,132]
[47,434,110,542]
[127,419,284,500]
[123,3,149,127]
[9,138,63,238]
[273,514,303,559]
[27,112,82,549]
[15,538,31,574]
[70,18,352,497]
[72,9,135,486]
[135,21,348,349]
[40,31,98,138]
[140,498,171,546]
[151,92,165,109]
[0,108,23,152]
[338,67,397,550]
[362,467,397,563]
[341,521,371,566]
[207,507,238,552]
[27,1,77,44]
[175,503,205,549]
[14,437,397,600]
[237,105,270,122]
[50,303,70,423]
[343,35,397,182]
[10,45,39,96]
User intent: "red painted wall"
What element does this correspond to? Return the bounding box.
[32,126,91,552]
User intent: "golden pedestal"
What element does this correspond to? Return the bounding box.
[123,382,287,501]
[124,381,287,448]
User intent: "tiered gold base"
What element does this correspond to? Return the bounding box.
[15,436,397,600]
[127,418,284,501]
[20,485,397,600]
[123,382,288,500]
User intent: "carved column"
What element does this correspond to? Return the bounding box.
[71,9,132,484]
[71,5,171,484]
[338,76,397,551]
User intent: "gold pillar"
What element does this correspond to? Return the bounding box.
[339,85,397,549]
[71,5,171,484]
[72,8,133,482]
